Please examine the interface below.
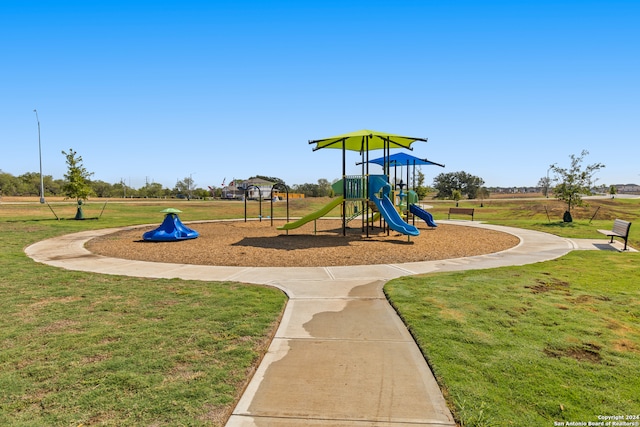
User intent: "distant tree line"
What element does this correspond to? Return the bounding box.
[0,169,339,200]
[0,168,467,201]
[0,170,212,200]
[2,149,603,215]
[292,179,333,197]
[247,176,335,198]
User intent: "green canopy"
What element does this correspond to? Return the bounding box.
[160,208,182,214]
[309,129,427,152]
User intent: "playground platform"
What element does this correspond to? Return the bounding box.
[24,221,633,426]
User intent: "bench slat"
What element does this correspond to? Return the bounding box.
[448,207,475,220]
[597,219,631,251]
[612,220,631,236]
[449,208,474,214]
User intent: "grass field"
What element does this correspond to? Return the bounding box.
[0,199,295,426]
[387,195,640,426]
[1,195,639,426]
[386,251,640,426]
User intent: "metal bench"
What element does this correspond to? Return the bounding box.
[597,219,632,251]
[448,207,475,221]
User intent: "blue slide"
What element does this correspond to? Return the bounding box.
[369,175,420,237]
[410,204,438,228]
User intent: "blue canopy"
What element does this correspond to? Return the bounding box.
[364,152,445,168]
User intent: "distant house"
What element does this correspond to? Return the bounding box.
[615,183,640,194]
[487,184,640,196]
[221,178,276,199]
[221,180,245,199]
[489,187,541,194]
[243,178,275,199]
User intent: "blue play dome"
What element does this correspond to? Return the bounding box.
[142,208,199,241]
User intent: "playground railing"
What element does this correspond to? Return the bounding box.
[344,175,368,200]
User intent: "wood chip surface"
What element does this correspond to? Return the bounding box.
[86,219,520,267]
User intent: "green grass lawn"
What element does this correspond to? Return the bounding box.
[387,196,640,426]
[386,252,640,426]
[427,196,640,247]
[0,201,291,426]
[1,196,639,426]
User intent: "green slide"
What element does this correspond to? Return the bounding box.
[277,196,344,230]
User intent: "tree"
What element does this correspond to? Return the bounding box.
[452,189,462,206]
[477,187,490,206]
[292,183,314,197]
[62,149,94,202]
[0,171,20,196]
[537,176,552,197]
[138,182,165,198]
[414,169,430,200]
[208,186,222,198]
[292,179,333,197]
[316,178,332,197]
[549,150,605,222]
[48,177,62,196]
[18,172,43,196]
[194,187,210,199]
[90,180,115,198]
[174,176,195,199]
[433,171,485,200]
[609,185,617,199]
[465,174,484,199]
[113,181,128,198]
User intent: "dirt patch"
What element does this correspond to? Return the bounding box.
[544,343,603,364]
[525,278,571,294]
[86,219,520,267]
[613,339,639,353]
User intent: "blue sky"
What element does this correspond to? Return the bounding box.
[2,0,638,190]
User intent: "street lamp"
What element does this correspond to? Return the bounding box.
[189,173,195,200]
[33,109,45,204]
[546,165,555,198]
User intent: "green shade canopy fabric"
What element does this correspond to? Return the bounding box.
[309,129,427,152]
[160,208,182,214]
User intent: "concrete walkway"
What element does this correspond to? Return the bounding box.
[24,221,631,426]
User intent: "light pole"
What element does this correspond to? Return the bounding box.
[189,173,195,200]
[546,165,555,198]
[33,109,45,204]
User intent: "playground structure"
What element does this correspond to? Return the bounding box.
[142,208,199,241]
[277,130,444,238]
[277,173,439,238]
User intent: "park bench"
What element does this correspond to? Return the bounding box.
[448,207,475,221]
[597,219,632,251]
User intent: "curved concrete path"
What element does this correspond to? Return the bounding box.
[24,221,624,427]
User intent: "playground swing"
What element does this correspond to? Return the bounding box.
[243,185,263,222]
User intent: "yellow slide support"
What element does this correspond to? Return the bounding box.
[277,196,344,230]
